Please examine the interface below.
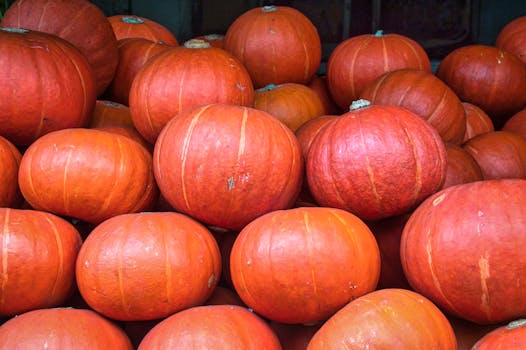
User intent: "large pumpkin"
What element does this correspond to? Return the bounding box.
[1,0,118,96]
[307,288,457,349]
[472,319,526,349]
[76,212,221,321]
[306,100,447,221]
[0,136,22,208]
[496,15,526,64]
[108,15,178,45]
[224,5,321,88]
[153,103,303,231]
[138,305,281,349]
[230,206,380,324]
[129,39,254,143]
[401,179,526,324]
[360,68,466,145]
[0,208,82,316]
[0,308,133,349]
[18,128,158,224]
[0,27,96,146]
[326,30,431,110]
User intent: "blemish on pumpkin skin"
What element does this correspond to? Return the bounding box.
[208,274,216,288]
[227,177,235,190]
[432,193,446,206]
[478,253,492,318]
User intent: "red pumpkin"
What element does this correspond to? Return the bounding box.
[138,305,281,349]
[295,114,338,160]
[0,308,132,349]
[307,288,457,349]
[401,179,526,324]
[436,45,526,127]
[496,16,526,64]
[224,5,321,88]
[462,102,494,143]
[502,107,526,139]
[130,39,254,143]
[108,15,178,45]
[76,212,221,321]
[306,100,447,221]
[327,30,431,110]
[1,0,119,96]
[0,208,82,316]
[0,27,96,146]
[89,100,135,129]
[360,68,466,144]
[153,104,303,231]
[463,131,526,180]
[440,143,483,190]
[254,83,325,131]
[308,75,343,115]
[472,319,526,349]
[18,128,158,224]
[449,317,502,350]
[230,206,380,324]
[0,136,22,208]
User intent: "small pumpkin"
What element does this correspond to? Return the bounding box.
[440,143,483,189]
[472,319,526,349]
[0,136,23,208]
[108,15,178,45]
[462,102,494,143]
[496,15,526,64]
[308,75,343,115]
[502,107,526,139]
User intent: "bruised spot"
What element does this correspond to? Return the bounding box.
[227,177,235,190]
[208,274,216,288]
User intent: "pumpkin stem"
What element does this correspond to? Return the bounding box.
[506,319,526,330]
[121,16,145,24]
[184,39,212,49]
[374,30,384,37]
[203,34,224,41]
[349,99,371,111]
[262,5,277,12]
[0,27,29,33]
[257,84,278,92]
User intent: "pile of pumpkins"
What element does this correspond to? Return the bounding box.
[0,0,525,348]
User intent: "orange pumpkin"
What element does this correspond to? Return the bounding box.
[0,136,23,208]
[108,15,178,45]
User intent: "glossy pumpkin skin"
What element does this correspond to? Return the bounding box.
[463,131,526,180]
[295,114,338,160]
[0,136,23,208]
[306,103,447,221]
[1,0,119,96]
[462,102,494,143]
[502,108,526,139]
[108,15,178,45]
[440,143,483,190]
[0,28,96,146]
[0,308,133,349]
[224,5,321,88]
[436,45,526,127]
[307,288,457,350]
[327,31,431,110]
[254,83,325,132]
[308,75,343,115]
[401,179,526,324]
[129,41,254,143]
[0,209,82,316]
[472,319,526,349]
[153,104,303,231]
[138,305,282,350]
[18,128,158,224]
[230,207,380,324]
[496,16,526,64]
[360,68,466,145]
[76,212,221,321]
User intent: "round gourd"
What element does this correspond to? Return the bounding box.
[496,16,526,64]
[462,102,494,143]
[308,75,343,115]
[295,114,338,160]
[440,143,483,190]
[0,136,22,207]
[89,100,135,129]
[153,103,303,231]
[401,179,526,324]
[230,206,380,324]
[502,107,526,139]
[108,15,178,45]
[472,319,526,349]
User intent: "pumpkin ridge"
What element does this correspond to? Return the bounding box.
[116,230,132,319]
[56,2,92,39]
[45,214,65,302]
[477,252,492,320]
[160,220,174,308]
[398,35,429,70]
[93,136,123,218]
[303,211,321,310]
[398,118,423,205]
[325,123,352,211]
[61,147,74,214]
[0,210,10,310]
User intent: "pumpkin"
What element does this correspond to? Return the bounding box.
[194,33,225,49]
[18,128,158,224]
[0,308,133,349]
[0,136,23,208]
[153,103,303,231]
[0,27,96,146]
[307,288,457,349]
[224,5,321,88]
[76,212,221,321]
[400,179,526,324]
[254,83,325,132]
[129,39,254,143]
[1,0,119,96]
[496,16,526,64]
[205,286,245,307]
[326,30,431,110]
[138,305,282,350]
[89,100,135,129]
[436,45,526,127]
[108,15,178,45]
[360,68,466,145]
[230,206,380,324]
[440,143,483,190]
[502,107,526,139]
[448,317,502,350]
[270,322,322,350]
[462,102,494,143]
[308,75,343,115]
[472,319,526,349]
[306,100,447,221]
[295,114,338,161]
[463,131,526,180]
[0,208,82,316]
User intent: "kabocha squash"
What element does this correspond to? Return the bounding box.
[129,39,254,143]
[401,179,526,324]
[108,15,178,45]
[18,128,158,224]
[76,212,221,321]
[153,103,303,231]
[0,27,96,146]
[230,207,381,324]
[0,308,133,349]
[1,0,119,96]
[224,5,321,88]
[462,102,494,143]
[0,136,22,208]
[0,208,82,316]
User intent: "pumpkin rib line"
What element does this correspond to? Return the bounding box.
[0,210,10,309]
[45,214,65,304]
